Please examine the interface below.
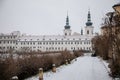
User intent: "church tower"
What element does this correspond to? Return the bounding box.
[85,10,94,36]
[64,14,72,36]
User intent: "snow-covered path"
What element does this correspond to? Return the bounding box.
[25,54,112,80]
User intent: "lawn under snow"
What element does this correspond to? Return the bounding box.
[25,53,112,80]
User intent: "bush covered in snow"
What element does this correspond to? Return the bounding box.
[0,50,79,80]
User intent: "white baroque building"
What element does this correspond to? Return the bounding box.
[0,11,95,52]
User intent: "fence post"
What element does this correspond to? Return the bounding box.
[39,68,43,80]
[52,64,56,72]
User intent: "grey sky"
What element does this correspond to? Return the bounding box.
[0,0,119,35]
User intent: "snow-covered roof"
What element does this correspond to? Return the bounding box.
[18,35,93,41]
[0,31,20,36]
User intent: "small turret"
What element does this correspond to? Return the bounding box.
[81,28,83,35]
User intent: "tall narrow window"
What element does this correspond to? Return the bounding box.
[87,30,89,34]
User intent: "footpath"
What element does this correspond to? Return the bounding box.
[25,54,112,80]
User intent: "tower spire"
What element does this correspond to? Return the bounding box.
[66,14,69,25]
[64,12,70,29]
[64,12,72,36]
[86,9,93,26]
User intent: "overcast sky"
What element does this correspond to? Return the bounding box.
[0,0,119,35]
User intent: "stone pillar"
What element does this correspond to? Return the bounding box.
[52,64,56,72]
[65,60,68,65]
[68,59,71,64]
[75,58,77,61]
[39,68,43,80]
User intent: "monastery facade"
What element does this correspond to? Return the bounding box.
[0,10,95,52]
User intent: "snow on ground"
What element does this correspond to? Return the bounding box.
[25,53,112,80]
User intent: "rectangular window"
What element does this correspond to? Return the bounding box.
[58,42,60,44]
[13,41,15,44]
[40,42,42,44]
[84,42,86,44]
[52,42,54,45]
[55,42,57,44]
[28,42,29,45]
[43,42,45,45]
[75,42,76,44]
[33,42,35,45]
[68,42,70,44]
[80,42,82,44]
[65,42,67,44]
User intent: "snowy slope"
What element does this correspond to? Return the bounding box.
[25,54,112,80]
